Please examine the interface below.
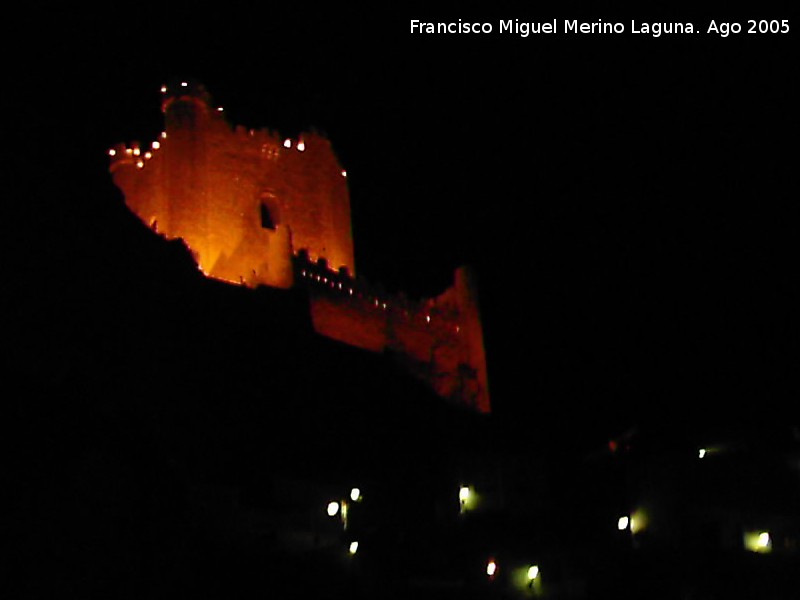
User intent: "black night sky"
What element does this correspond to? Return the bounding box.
[8,4,798,598]
[16,6,794,428]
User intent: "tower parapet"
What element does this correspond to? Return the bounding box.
[109,83,489,413]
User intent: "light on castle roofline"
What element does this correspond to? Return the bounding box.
[297,140,306,152]
[108,149,116,156]
[152,141,160,150]
[161,85,167,93]
[283,139,292,148]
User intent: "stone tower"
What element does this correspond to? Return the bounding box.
[110,80,355,288]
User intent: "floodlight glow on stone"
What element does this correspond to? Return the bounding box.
[106,82,492,416]
[528,565,539,580]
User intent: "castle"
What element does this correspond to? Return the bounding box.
[109,81,490,413]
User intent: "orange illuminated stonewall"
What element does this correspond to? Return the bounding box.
[110,81,490,413]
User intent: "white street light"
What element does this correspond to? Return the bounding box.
[486,559,497,577]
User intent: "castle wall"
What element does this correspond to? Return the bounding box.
[109,83,489,413]
[301,260,490,412]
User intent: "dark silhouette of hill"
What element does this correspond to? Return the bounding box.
[8,186,497,598]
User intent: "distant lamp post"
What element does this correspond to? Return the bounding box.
[617,516,629,531]
[459,485,472,514]
[525,564,541,590]
[744,530,772,553]
[699,448,707,459]
[486,558,497,578]
[349,541,359,555]
[328,488,362,529]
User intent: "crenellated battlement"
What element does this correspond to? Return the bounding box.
[296,253,463,336]
[294,252,488,412]
[109,82,489,413]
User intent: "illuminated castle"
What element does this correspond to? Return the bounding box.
[109,81,490,413]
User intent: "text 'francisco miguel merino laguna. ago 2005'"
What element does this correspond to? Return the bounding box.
[410,19,791,37]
